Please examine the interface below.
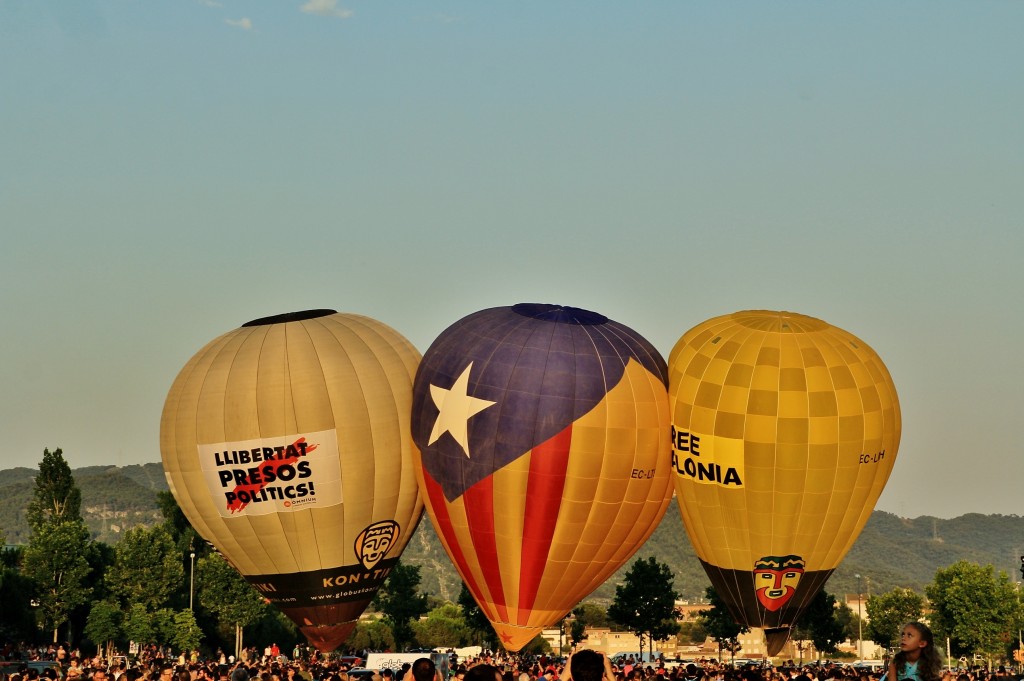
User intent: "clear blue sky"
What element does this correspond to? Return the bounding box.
[2,1,1021,519]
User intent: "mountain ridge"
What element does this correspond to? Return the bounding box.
[2,463,1021,604]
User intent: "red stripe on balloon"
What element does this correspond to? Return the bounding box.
[517,424,572,623]
[421,469,485,607]
[462,473,509,621]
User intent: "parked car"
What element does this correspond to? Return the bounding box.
[0,661,64,678]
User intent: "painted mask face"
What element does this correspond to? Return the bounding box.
[355,520,399,570]
[753,555,805,611]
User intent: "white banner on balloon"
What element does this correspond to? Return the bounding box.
[198,429,343,517]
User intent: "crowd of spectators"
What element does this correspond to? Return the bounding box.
[1,644,1018,681]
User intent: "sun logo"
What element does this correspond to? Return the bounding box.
[355,520,400,570]
[753,555,805,611]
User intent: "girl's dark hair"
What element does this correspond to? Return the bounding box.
[893,622,942,681]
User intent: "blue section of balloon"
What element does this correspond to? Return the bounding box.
[411,303,668,501]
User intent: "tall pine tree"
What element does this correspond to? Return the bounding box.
[23,448,93,642]
[373,561,428,651]
[26,448,82,530]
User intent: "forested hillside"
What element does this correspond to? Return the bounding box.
[2,462,1022,605]
[0,463,166,545]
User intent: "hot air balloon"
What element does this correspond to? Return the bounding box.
[410,303,674,651]
[667,310,900,655]
[160,309,423,652]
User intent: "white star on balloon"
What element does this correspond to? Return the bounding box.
[428,362,496,458]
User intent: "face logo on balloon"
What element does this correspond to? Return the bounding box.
[355,520,400,570]
[753,555,805,611]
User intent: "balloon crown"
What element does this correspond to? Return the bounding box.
[511,302,607,325]
[242,309,338,327]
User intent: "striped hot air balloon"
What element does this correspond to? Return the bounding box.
[411,303,674,651]
[160,310,424,652]
[668,310,900,655]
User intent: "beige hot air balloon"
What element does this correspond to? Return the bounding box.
[160,309,423,652]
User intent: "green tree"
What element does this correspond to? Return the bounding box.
[348,617,395,651]
[608,557,681,659]
[26,448,82,531]
[792,590,845,654]
[677,619,707,645]
[926,561,1023,659]
[571,602,609,647]
[151,608,178,647]
[156,490,205,605]
[69,540,117,649]
[413,603,470,648]
[106,525,185,610]
[197,553,267,656]
[521,634,552,654]
[373,561,428,651]
[0,546,36,641]
[458,582,495,649]
[865,587,925,649]
[574,602,610,628]
[698,587,748,662]
[123,603,154,645]
[157,491,199,554]
[834,601,862,644]
[171,609,202,653]
[22,519,93,642]
[239,608,300,656]
[84,600,122,658]
[721,637,742,663]
[569,618,585,648]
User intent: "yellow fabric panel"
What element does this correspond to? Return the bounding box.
[492,624,544,653]
[186,329,272,573]
[750,364,780,391]
[491,451,533,625]
[254,323,292,436]
[223,326,270,438]
[531,360,672,624]
[778,391,809,418]
[161,330,247,568]
[413,452,501,622]
[669,310,900,574]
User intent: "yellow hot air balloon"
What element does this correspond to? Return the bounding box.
[410,304,674,651]
[668,310,899,655]
[160,310,423,652]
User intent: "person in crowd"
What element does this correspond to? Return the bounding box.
[562,650,615,681]
[412,659,438,681]
[881,622,943,681]
[466,666,502,681]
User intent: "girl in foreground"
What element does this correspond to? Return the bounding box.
[882,622,943,681]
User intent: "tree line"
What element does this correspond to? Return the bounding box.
[2,449,1022,664]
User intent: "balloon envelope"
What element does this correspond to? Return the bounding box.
[668,310,900,655]
[411,303,674,651]
[160,310,423,652]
